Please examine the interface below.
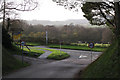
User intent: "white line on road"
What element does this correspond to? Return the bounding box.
[79,55,87,59]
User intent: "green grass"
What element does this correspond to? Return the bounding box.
[80,40,119,78]
[10,45,45,58]
[71,43,110,48]
[2,46,30,75]
[46,49,70,60]
[26,47,70,60]
[95,43,110,47]
[48,45,106,52]
[14,42,41,46]
[23,47,45,58]
[25,42,41,46]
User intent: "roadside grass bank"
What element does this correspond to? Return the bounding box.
[10,44,45,58]
[48,45,106,52]
[79,40,119,78]
[25,42,41,46]
[23,48,45,58]
[2,46,30,75]
[46,49,70,60]
[14,42,41,46]
[27,47,70,60]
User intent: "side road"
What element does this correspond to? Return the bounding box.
[4,46,102,78]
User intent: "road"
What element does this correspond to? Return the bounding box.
[3,46,102,78]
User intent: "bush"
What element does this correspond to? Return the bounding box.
[2,28,13,49]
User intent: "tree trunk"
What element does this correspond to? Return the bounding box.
[7,18,10,32]
[2,0,6,29]
[114,1,120,77]
[115,2,120,38]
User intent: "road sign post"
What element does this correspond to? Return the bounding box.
[60,41,61,56]
[22,45,24,64]
[21,41,25,64]
[88,42,94,62]
[91,49,92,62]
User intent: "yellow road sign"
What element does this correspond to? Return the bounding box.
[13,32,22,40]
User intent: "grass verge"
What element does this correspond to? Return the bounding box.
[46,49,70,60]
[23,47,45,58]
[25,42,41,46]
[79,40,119,78]
[27,47,70,60]
[48,45,106,52]
[14,42,41,46]
[10,44,45,58]
[2,46,30,75]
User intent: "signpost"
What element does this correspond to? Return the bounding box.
[88,42,94,48]
[88,42,94,62]
[13,32,22,41]
[21,41,25,64]
[60,41,62,56]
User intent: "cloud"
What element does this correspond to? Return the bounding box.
[19,0,85,21]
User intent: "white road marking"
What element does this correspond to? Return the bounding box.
[79,55,87,59]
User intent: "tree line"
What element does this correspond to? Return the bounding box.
[17,21,113,44]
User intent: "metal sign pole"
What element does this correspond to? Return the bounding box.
[60,41,61,56]
[21,41,24,64]
[88,42,94,62]
[91,49,92,62]
[22,45,24,64]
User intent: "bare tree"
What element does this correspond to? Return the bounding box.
[1,0,38,29]
[52,0,120,37]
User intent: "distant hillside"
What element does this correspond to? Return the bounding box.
[27,19,91,26]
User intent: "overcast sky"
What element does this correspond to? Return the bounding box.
[18,0,85,21]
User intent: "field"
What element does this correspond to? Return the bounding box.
[16,42,109,52]
[48,43,110,52]
[71,43,110,48]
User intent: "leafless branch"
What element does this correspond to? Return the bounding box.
[5,0,38,11]
[98,3,115,27]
